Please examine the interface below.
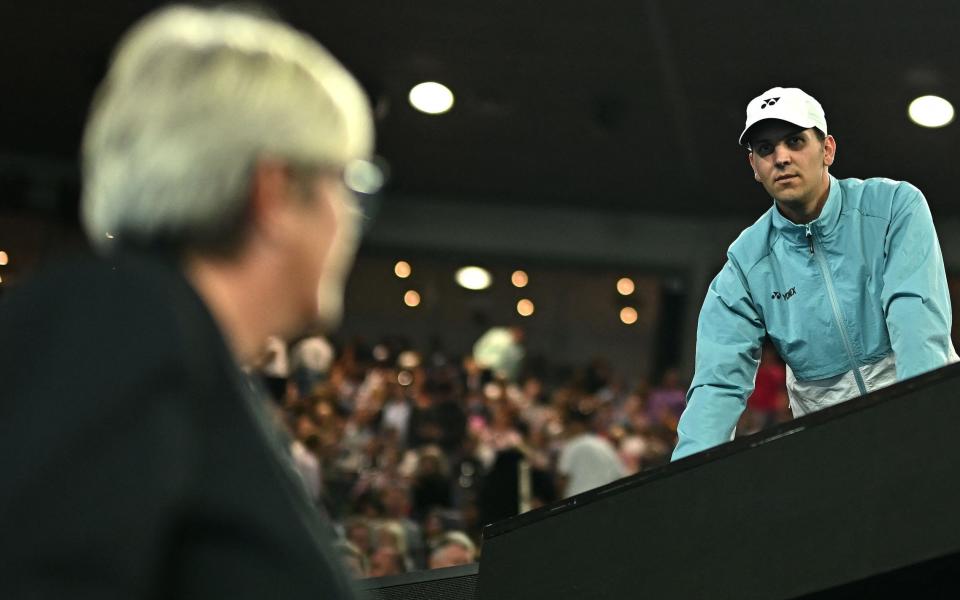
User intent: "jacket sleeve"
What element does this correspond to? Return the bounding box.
[881,184,955,381]
[672,258,765,460]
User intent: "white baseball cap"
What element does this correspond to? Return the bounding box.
[739,87,828,146]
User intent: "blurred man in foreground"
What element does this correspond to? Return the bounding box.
[0,5,375,597]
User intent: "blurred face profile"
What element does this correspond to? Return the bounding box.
[285,172,363,335]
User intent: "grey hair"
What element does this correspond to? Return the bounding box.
[81,5,374,253]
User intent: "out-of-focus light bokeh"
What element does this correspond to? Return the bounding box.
[408,81,454,115]
[404,290,421,307]
[456,266,492,290]
[511,270,529,288]
[616,277,635,295]
[517,298,535,317]
[394,261,412,278]
[344,159,385,195]
[0,251,8,266]
[908,95,954,128]
[620,306,638,325]
[398,350,421,369]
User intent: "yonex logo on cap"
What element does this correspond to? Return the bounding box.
[739,87,826,145]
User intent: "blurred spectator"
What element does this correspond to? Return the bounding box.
[374,520,414,571]
[336,540,369,578]
[344,517,375,558]
[646,367,687,429]
[411,446,453,519]
[741,341,789,435]
[473,326,525,382]
[478,447,527,527]
[381,378,413,445]
[581,357,613,394]
[428,531,477,569]
[368,546,406,578]
[290,334,334,397]
[408,379,466,454]
[290,436,322,503]
[260,335,291,403]
[556,400,627,498]
[380,485,426,569]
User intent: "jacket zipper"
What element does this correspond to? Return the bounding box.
[806,225,868,396]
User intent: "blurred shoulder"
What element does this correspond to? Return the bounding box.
[0,250,211,363]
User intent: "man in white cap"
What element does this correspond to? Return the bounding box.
[673,87,957,460]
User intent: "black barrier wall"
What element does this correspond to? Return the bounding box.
[359,564,478,600]
[478,364,960,600]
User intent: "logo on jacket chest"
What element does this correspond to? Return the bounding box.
[771,287,797,300]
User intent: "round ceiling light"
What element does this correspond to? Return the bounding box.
[404,290,421,307]
[409,81,455,115]
[517,299,535,317]
[394,261,412,278]
[908,95,955,128]
[455,266,492,290]
[511,270,529,288]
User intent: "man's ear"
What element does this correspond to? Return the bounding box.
[248,159,294,243]
[747,152,760,181]
[823,134,837,167]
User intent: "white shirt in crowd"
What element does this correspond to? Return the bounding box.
[557,433,627,498]
[290,439,321,502]
[261,335,290,378]
[290,336,334,373]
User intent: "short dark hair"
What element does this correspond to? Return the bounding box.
[746,126,826,153]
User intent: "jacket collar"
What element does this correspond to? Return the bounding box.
[770,174,841,242]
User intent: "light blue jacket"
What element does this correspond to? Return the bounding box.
[673,175,954,460]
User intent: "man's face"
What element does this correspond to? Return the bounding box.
[286,172,362,334]
[746,120,836,217]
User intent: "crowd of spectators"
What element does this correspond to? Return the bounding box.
[254,330,789,578]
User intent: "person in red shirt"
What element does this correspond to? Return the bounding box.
[743,341,789,433]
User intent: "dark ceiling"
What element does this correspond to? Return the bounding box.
[3,1,960,220]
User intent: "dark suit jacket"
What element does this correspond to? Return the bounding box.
[0,251,357,599]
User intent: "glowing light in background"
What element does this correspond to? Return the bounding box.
[408,81,455,115]
[372,344,390,362]
[398,351,421,369]
[404,290,421,307]
[394,261,412,278]
[398,371,414,386]
[620,307,638,325]
[616,277,635,295]
[0,251,7,266]
[908,95,955,128]
[455,266,492,290]
[511,270,529,288]
[344,159,385,194]
[517,299,535,317]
